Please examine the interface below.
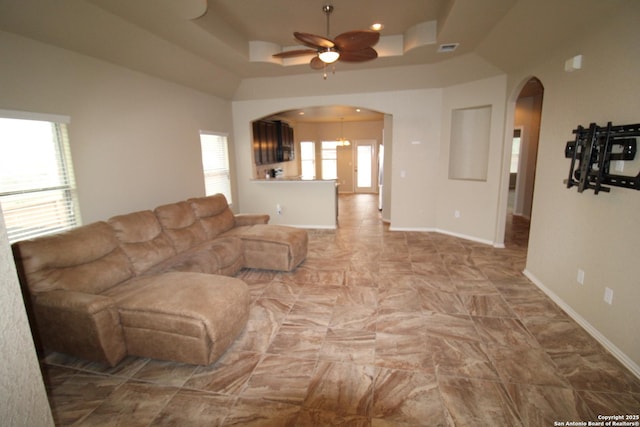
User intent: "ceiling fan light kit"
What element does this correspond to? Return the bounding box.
[318,48,340,64]
[272,4,380,77]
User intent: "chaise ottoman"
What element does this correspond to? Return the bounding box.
[107,272,250,365]
[231,224,308,272]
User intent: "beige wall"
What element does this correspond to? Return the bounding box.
[0,31,233,223]
[519,2,640,372]
[0,211,54,426]
[437,75,508,244]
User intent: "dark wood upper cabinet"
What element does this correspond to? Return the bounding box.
[252,120,295,165]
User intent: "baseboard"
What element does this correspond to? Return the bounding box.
[523,269,640,379]
[386,226,497,247]
[388,226,436,232]
[434,228,495,246]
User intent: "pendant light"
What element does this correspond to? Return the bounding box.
[338,118,351,146]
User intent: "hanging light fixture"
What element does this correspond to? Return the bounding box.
[338,118,351,146]
[319,5,340,64]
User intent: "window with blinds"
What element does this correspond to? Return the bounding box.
[321,141,339,180]
[199,131,232,204]
[0,113,81,243]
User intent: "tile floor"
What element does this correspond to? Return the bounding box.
[40,194,640,426]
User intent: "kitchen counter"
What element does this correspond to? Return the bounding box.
[247,178,338,227]
[251,177,336,183]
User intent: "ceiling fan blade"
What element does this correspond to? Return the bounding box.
[272,49,317,59]
[310,56,326,70]
[334,30,380,51]
[294,32,335,49]
[338,47,378,62]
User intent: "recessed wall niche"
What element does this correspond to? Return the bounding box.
[449,105,492,181]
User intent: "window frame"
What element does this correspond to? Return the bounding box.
[321,140,340,180]
[199,131,232,204]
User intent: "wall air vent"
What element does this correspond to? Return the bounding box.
[438,43,459,53]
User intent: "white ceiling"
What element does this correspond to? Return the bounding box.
[0,0,622,106]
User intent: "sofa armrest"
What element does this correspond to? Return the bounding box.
[234,214,270,226]
[32,290,127,366]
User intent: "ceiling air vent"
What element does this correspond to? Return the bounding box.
[438,43,459,53]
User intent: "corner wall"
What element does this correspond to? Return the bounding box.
[437,75,508,244]
[519,1,640,372]
[0,211,54,426]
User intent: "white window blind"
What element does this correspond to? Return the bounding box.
[200,132,232,203]
[0,115,81,243]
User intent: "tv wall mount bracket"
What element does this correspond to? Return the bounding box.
[564,122,640,194]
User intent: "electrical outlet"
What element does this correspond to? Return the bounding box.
[454,210,461,218]
[276,204,282,215]
[577,269,585,285]
[604,287,613,305]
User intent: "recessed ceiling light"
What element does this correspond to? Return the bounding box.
[370,23,384,31]
[356,109,361,112]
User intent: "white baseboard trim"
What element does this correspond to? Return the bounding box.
[434,228,495,246]
[295,225,337,230]
[388,226,436,232]
[523,269,640,379]
[387,226,498,247]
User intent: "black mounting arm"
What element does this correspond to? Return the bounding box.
[564,122,640,194]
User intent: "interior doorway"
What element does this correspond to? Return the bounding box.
[506,77,544,244]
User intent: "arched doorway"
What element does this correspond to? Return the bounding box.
[506,77,544,245]
[248,105,391,227]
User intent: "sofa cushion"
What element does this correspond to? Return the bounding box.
[188,194,235,239]
[207,236,244,276]
[108,210,176,275]
[154,201,207,252]
[143,236,244,276]
[13,221,134,295]
[143,247,220,276]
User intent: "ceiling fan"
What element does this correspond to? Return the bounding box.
[272,4,380,73]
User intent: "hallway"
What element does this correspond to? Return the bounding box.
[337,192,530,250]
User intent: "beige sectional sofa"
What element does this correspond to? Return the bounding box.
[12,194,308,367]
